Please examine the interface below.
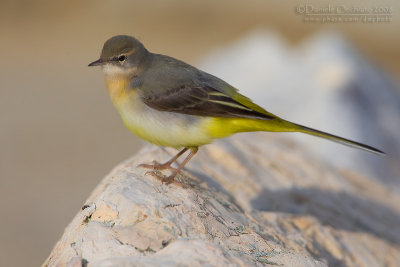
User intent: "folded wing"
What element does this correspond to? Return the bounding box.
[141,84,275,120]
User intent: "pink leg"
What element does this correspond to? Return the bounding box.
[146,147,198,184]
[138,147,188,170]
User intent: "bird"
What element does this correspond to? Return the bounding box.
[89,35,383,184]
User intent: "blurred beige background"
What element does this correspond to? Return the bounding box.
[0,0,398,266]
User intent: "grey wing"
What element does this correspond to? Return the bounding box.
[140,84,274,120]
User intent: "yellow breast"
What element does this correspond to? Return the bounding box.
[104,74,132,103]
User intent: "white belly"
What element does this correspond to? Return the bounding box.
[117,95,214,148]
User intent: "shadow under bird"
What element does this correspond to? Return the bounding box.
[89,35,384,184]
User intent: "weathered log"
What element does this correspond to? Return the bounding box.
[44,133,400,267]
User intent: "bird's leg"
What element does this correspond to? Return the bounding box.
[161,147,198,184]
[138,147,188,170]
[145,147,198,184]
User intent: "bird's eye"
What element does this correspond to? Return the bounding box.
[118,55,126,62]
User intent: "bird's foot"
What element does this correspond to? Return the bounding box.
[144,170,181,185]
[138,160,176,171]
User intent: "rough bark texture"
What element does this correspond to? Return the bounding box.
[44,133,400,267]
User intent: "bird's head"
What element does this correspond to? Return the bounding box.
[88,35,150,76]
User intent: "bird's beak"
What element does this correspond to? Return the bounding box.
[88,58,103,67]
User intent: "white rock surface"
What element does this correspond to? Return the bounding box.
[44,133,400,267]
[200,30,400,190]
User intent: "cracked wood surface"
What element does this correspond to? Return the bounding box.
[43,133,400,267]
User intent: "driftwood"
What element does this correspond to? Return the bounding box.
[44,133,400,267]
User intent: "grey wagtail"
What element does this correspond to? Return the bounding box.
[89,35,383,184]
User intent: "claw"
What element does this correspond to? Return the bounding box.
[144,170,162,177]
[144,169,181,185]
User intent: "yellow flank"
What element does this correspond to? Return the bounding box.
[205,117,298,139]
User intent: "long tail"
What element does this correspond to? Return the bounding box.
[290,122,384,155]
